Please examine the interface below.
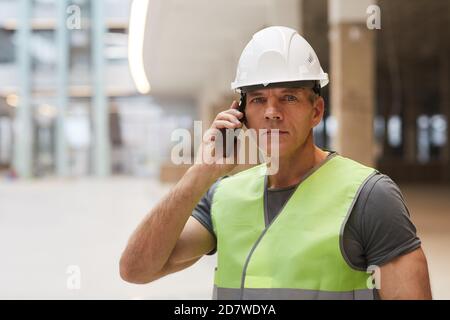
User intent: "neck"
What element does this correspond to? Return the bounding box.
[267,133,329,189]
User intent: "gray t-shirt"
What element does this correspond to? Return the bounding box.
[192,151,421,271]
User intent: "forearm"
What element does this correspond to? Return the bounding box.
[120,164,218,283]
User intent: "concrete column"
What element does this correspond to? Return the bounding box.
[301,0,330,148]
[13,0,33,178]
[91,0,110,176]
[328,0,377,166]
[56,0,69,176]
[440,31,450,181]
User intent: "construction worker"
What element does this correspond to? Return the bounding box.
[120,26,432,300]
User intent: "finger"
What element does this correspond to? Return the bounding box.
[213,120,240,130]
[223,108,244,119]
[216,112,241,125]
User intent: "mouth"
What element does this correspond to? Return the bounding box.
[262,129,289,135]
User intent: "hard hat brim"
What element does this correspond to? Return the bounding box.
[232,75,329,92]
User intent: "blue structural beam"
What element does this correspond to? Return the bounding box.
[14,0,32,178]
[56,0,70,176]
[91,0,110,176]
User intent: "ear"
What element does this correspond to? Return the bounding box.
[311,97,325,127]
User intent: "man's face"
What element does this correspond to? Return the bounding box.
[244,87,324,157]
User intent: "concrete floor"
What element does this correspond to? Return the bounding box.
[0,177,448,299]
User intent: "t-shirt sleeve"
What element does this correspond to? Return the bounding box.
[191,178,222,255]
[358,174,422,267]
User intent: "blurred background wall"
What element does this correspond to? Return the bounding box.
[0,0,196,179]
[0,0,449,299]
[0,0,448,182]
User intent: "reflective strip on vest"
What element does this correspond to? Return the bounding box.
[212,286,375,300]
[211,155,378,300]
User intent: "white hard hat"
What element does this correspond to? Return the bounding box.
[231,26,329,91]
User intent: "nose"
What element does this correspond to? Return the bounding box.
[264,99,282,121]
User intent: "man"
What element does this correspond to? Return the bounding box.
[120,26,432,300]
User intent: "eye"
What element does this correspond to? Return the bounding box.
[250,97,265,104]
[283,95,298,102]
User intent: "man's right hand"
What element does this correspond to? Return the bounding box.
[194,100,244,179]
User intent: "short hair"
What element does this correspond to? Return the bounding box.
[306,88,320,105]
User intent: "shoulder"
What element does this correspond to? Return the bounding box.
[349,173,412,233]
[359,173,410,218]
[346,173,421,267]
[215,164,266,191]
[223,164,266,180]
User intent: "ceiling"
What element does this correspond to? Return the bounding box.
[140,0,301,99]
